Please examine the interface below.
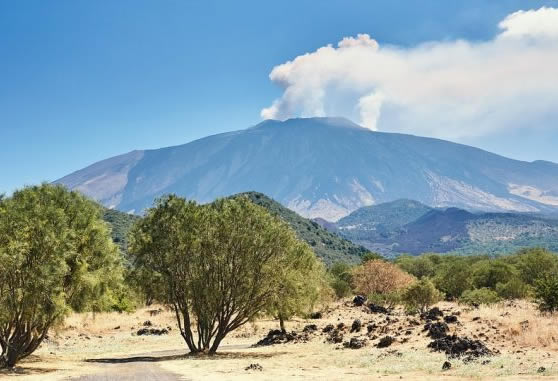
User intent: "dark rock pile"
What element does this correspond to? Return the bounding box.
[377,336,395,348]
[428,334,493,360]
[245,363,263,371]
[303,324,318,333]
[444,315,459,324]
[350,319,362,333]
[369,303,389,314]
[344,337,367,349]
[424,322,449,339]
[353,295,367,306]
[136,327,169,336]
[422,307,443,321]
[253,329,307,346]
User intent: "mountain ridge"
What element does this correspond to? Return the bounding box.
[55,117,558,220]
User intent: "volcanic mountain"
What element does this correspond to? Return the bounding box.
[56,117,558,220]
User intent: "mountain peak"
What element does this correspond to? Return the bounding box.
[254,116,367,130]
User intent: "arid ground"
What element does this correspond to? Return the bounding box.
[1,301,557,381]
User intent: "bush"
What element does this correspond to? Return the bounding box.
[330,278,352,299]
[395,255,436,279]
[402,278,443,313]
[534,274,558,314]
[510,248,558,286]
[460,288,501,306]
[352,260,415,296]
[495,277,530,300]
[471,260,518,289]
[328,262,354,299]
[368,291,402,310]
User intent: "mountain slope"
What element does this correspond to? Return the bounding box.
[56,117,558,220]
[234,192,369,264]
[335,200,558,256]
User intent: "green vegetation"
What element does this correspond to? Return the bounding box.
[0,184,122,369]
[102,208,139,253]
[460,288,501,306]
[402,278,443,313]
[237,192,370,264]
[129,194,328,354]
[534,274,558,313]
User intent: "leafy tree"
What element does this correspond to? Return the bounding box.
[434,260,473,299]
[352,259,414,296]
[460,288,501,306]
[471,259,518,289]
[0,184,122,368]
[509,248,558,285]
[534,274,558,314]
[395,255,436,279]
[495,277,530,300]
[402,278,443,313]
[129,195,321,354]
[328,262,354,298]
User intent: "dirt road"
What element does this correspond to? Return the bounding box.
[70,350,188,381]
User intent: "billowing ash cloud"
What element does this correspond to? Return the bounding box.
[261,7,558,138]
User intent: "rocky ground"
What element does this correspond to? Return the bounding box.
[1,300,557,380]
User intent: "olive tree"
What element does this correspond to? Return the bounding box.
[0,184,122,369]
[129,195,322,354]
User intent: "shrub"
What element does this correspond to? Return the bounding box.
[352,260,414,295]
[361,252,383,264]
[510,248,558,286]
[328,262,354,299]
[330,278,352,299]
[0,184,122,368]
[495,277,530,300]
[368,291,402,309]
[471,259,518,289]
[402,278,443,313]
[395,255,436,279]
[460,288,501,306]
[534,274,558,314]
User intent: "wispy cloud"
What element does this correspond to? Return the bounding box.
[261,7,558,139]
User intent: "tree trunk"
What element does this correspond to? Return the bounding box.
[279,315,286,334]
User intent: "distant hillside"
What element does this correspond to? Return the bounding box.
[333,199,558,256]
[235,192,369,264]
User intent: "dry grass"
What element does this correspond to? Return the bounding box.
[3,301,558,380]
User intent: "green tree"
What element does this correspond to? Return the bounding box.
[434,260,473,299]
[396,255,436,279]
[534,274,558,314]
[328,262,354,298]
[460,288,501,306]
[129,195,321,354]
[510,248,558,285]
[0,184,122,368]
[402,278,443,313]
[471,259,517,290]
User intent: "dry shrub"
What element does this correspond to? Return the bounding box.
[352,260,415,295]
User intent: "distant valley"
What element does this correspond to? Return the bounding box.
[322,199,558,256]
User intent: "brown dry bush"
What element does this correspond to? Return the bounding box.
[352,259,415,296]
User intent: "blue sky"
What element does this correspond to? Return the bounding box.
[1,0,558,193]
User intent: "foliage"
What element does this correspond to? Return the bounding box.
[471,259,518,289]
[495,278,530,300]
[401,278,443,313]
[102,208,139,253]
[395,255,436,279]
[434,260,473,299]
[129,194,324,354]
[534,274,558,313]
[368,291,402,309]
[328,262,354,299]
[508,248,558,285]
[361,252,384,264]
[460,288,501,306]
[352,260,414,296]
[0,184,122,368]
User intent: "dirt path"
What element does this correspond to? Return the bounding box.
[70,350,188,381]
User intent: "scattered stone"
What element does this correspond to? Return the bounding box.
[303,324,318,333]
[538,367,546,373]
[350,319,362,333]
[442,361,452,370]
[353,295,367,306]
[245,363,263,371]
[424,322,449,339]
[310,311,323,319]
[472,317,481,322]
[369,303,389,314]
[113,326,121,330]
[377,336,395,348]
[254,329,306,346]
[136,327,169,336]
[344,337,367,349]
[326,329,344,344]
[336,322,346,331]
[422,307,443,321]
[322,324,335,333]
[428,334,493,359]
[367,323,377,333]
[143,320,153,327]
[444,315,458,324]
